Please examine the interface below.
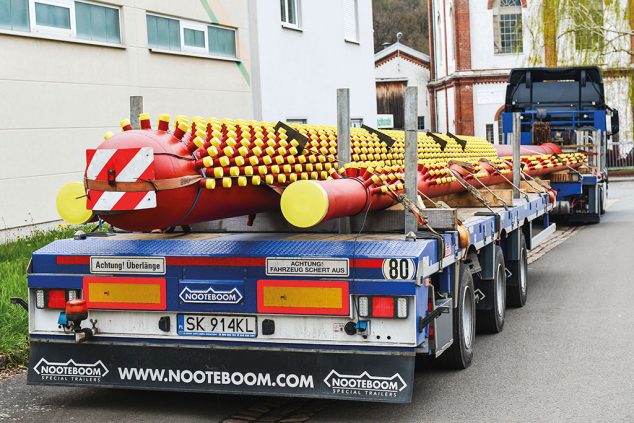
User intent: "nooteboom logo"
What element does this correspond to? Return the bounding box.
[179,287,243,304]
[323,370,407,398]
[33,358,109,382]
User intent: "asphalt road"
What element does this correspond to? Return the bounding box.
[2,182,634,422]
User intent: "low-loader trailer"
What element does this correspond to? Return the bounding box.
[26,192,553,403]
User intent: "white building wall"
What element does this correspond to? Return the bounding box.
[446,86,456,132]
[469,1,534,70]
[473,83,507,140]
[435,90,447,133]
[605,77,634,143]
[432,2,447,79]
[445,0,456,75]
[0,0,252,230]
[252,0,377,126]
[375,57,431,129]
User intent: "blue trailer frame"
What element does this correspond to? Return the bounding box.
[26,192,554,403]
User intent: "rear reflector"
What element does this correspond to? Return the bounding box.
[257,280,349,315]
[83,276,166,310]
[372,297,395,318]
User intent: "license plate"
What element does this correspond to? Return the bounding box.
[177,314,257,338]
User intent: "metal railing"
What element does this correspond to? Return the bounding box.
[607,141,634,170]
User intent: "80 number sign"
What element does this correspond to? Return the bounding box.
[382,258,416,280]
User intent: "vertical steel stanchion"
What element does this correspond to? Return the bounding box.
[337,88,351,234]
[404,87,419,234]
[512,112,522,200]
[130,96,143,130]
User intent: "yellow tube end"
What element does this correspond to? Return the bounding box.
[56,182,93,225]
[280,180,329,228]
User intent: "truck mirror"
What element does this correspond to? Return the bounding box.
[611,110,619,135]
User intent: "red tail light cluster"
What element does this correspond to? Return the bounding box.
[357,296,408,319]
[35,289,79,309]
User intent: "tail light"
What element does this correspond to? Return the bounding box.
[372,297,395,318]
[35,289,80,309]
[47,289,66,309]
[356,296,409,319]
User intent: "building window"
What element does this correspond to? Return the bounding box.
[497,115,504,144]
[75,1,120,43]
[182,21,207,54]
[486,124,495,143]
[34,1,71,32]
[147,14,237,59]
[280,0,300,27]
[147,14,180,51]
[418,116,425,130]
[493,0,523,54]
[287,118,307,124]
[343,0,358,43]
[3,0,122,43]
[351,118,363,128]
[0,0,30,31]
[208,24,237,57]
[575,0,603,51]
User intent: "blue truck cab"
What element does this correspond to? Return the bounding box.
[502,67,620,223]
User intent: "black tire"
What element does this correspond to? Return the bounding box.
[506,233,528,308]
[442,263,475,369]
[600,185,606,215]
[475,245,506,334]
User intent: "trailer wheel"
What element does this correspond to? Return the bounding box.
[443,263,475,369]
[476,246,506,333]
[600,184,606,215]
[506,234,528,308]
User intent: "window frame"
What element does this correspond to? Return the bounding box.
[180,19,208,54]
[286,118,307,125]
[492,0,523,55]
[21,0,122,45]
[343,0,359,44]
[207,23,238,58]
[486,123,495,143]
[147,13,239,60]
[417,116,425,130]
[280,0,301,30]
[351,118,363,128]
[29,0,75,37]
[75,0,121,44]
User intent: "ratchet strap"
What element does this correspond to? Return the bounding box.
[85,175,203,192]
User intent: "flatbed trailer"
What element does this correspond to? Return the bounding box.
[26,190,554,403]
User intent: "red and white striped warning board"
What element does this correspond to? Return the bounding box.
[85,147,156,211]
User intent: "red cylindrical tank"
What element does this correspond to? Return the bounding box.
[493,143,562,157]
[89,130,281,232]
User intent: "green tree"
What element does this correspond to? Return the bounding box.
[373,0,429,53]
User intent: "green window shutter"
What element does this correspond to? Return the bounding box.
[147,14,180,51]
[184,28,205,48]
[0,0,29,31]
[208,25,236,58]
[34,2,71,29]
[75,2,120,43]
